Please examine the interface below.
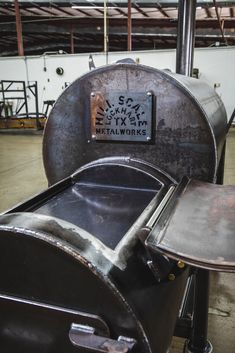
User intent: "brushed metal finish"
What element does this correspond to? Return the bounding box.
[43,64,227,186]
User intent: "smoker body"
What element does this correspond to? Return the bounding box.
[0,63,232,353]
[0,159,188,353]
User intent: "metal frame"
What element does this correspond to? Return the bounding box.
[0,79,42,129]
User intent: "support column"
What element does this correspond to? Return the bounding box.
[70,30,75,54]
[104,0,109,64]
[127,0,132,51]
[176,0,196,76]
[14,0,24,56]
[185,269,212,353]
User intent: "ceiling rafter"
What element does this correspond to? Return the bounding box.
[70,7,93,17]
[50,4,74,16]
[132,4,149,18]
[21,7,42,16]
[0,6,15,15]
[1,1,235,56]
[29,2,56,16]
[111,2,127,16]
[155,4,169,17]
[205,6,213,18]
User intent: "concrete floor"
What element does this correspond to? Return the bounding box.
[0,129,235,352]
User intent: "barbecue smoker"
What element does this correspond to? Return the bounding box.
[1,63,235,353]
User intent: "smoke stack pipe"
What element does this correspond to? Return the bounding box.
[176,0,197,76]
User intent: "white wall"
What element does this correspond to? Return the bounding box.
[0,47,234,119]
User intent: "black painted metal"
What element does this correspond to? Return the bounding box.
[0,80,29,116]
[0,158,190,353]
[227,107,235,132]
[188,270,210,353]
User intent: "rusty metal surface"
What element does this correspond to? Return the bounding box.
[147,178,235,272]
[43,63,227,185]
[90,91,153,142]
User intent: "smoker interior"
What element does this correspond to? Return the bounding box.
[8,160,173,250]
[35,182,156,250]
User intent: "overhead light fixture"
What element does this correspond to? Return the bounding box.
[71,5,104,10]
[71,5,118,9]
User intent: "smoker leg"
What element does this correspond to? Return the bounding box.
[183,269,212,353]
[216,142,226,185]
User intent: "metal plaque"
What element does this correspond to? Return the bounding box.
[90,91,153,142]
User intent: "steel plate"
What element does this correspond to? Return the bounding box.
[90,91,153,142]
[147,179,235,272]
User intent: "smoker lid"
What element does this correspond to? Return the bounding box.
[43,63,227,185]
[146,178,235,272]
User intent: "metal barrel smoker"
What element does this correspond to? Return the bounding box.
[1,62,235,353]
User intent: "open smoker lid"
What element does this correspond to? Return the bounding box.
[146,178,235,272]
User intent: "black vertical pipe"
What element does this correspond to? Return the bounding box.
[176,0,196,76]
[127,0,132,51]
[176,4,212,353]
[23,81,28,117]
[188,269,212,353]
[34,82,41,130]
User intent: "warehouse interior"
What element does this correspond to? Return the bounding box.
[1,1,235,353]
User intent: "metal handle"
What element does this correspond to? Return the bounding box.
[69,323,136,353]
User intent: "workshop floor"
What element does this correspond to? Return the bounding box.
[0,129,235,353]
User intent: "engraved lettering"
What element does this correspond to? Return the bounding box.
[96,117,103,125]
[93,92,152,142]
[138,121,147,127]
[119,96,125,105]
[120,117,127,126]
[132,104,140,112]
[106,100,111,108]
[114,117,120,126]
[126,98,133,107]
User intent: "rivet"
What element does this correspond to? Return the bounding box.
[168,273,175,281]
[147,91,152,96]
[91,92,95,97]
[177,260,185,269]
[146,136,151,141]
[91,134,96,140]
